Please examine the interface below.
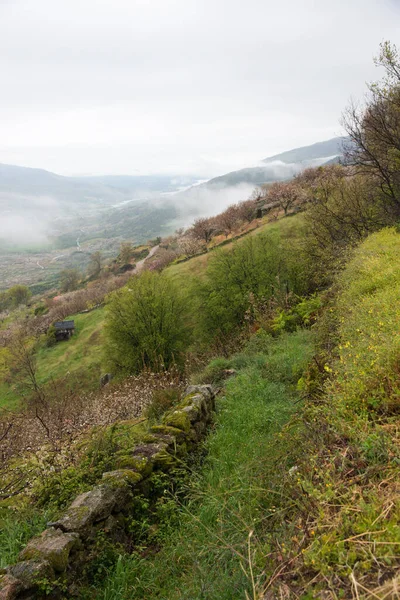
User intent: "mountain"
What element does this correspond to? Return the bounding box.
[0,163,199,208]
[261,136,347,164]
[196,137,346,191]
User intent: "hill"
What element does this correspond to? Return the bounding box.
[181,136,346,194]
[262,136,347,164]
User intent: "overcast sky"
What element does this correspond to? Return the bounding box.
[0,0,399,177]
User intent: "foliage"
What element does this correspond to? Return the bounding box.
[240,227,400,596]
[0,509,53,568]
[144,386,181,422]
[197,230,309,347]
[0,285,31,311]
[104,271,191,375]
[96,329,315,600]
[59,268,81,293]
[343,41,400,219]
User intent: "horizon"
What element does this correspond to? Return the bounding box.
[0,134,345,179]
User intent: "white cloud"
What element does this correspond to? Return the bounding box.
[0,0,399,176]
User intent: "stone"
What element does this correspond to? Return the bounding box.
[132,443,176,471]
[116,455,153,477]
[2,560,55,598]
[19,529,79,573]
[163,410,191,433]
[180,404,201,423]
[0,574,23,600]
[149,424,186,443]
[102,469,142,486]
[51,483,130,532]
[185,384,214,401]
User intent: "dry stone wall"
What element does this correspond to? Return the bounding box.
[0,385,215,600]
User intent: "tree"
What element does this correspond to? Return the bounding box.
[267,181,302,215]
[5,285,31,309]
[87,251,103,278]
[342,41,400,218]
[198,232,307,347]
[237,197,258,223]
[216,204,240,237]
[59,269,80,293]
[104,271,190,374]
[190,217,219,243]
[177,236,204,257]
[118,242,134,265]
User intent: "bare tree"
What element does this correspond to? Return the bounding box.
[236,198,258,223]
[267,181,302,215]
[216,204,240,237]
[190,216,219,243]
[342,41,400,218]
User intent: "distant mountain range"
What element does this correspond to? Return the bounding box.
[199,136,346,190]
[0,136,347,253]
[0,136,348,290]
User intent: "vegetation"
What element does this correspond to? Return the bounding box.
[104,271,191,375]
[97,329,315,599]
[2,39,400,600]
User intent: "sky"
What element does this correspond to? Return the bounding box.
[0,0,399,178]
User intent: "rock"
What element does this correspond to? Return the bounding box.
[51,483,130,532]
[102,469,142,486]
[149,424,186,443]
[116,455,153,477]
[185,385,214,401]
[19,529,79,573]
[0,574,23,600]
[163,410,191,433]
[185,385,215,411]
[100,373,113,388]
[1,560,55,598]
[180,404,201,423]
[132,443,176,471]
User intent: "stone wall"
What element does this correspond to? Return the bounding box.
[0,385,215,600]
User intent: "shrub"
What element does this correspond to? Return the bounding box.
[197,231,308,347]
[104,271,191,375]
[145,387,181,422]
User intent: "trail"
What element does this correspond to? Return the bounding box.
[135,245,159,273]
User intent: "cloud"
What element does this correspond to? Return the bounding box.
[0,0,399,176]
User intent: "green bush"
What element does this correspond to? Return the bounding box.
[197,231,308,347]
[104,271,191,375]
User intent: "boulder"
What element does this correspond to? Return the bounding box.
[1,560,55,598]
[102,469,142,486]
[19,529,79,572]
[50,483,130,532]
[163,410,191,433]
[0,574,23,600]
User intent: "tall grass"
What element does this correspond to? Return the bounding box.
[0,509,52,568]
[97,329,314,600]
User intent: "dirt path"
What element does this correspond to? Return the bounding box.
[135,245,159,272]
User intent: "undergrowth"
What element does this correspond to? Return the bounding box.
[259,227,400,597]
[95,329,314,599]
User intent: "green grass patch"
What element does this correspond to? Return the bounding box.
[96,329,314,599]
[0,308,106,409]
[252,227,400,596]
[36,308,106,388]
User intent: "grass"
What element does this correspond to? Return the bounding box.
[0,308,106,410]
[95,329,314,599]
[250,227,400,596]
[0,509,54,568]
[167,213,305,285]
[36,308,106,387]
